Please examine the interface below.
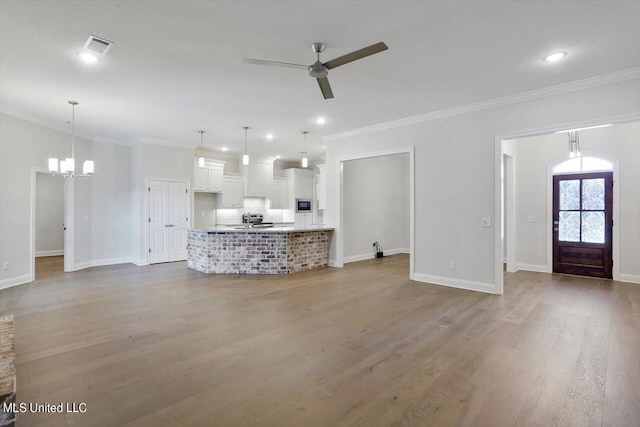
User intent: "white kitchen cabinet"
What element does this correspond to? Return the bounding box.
[285,168,313,200]
[270,177,288,209]
[218,174,244,208]
[295,172,313,199]
[244,160,274,197]
[194,160,225,193]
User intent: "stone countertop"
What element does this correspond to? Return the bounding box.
[190,226,334,234]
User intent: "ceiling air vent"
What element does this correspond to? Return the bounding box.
[82,35,113,56]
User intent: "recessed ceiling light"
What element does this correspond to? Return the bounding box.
[221,147,228,152]
[276,155,281,159]
[322,145,327,149]
[543,52,567,63]
[266,134,274,140]
[79,52,98,63]
[315,117,326,125]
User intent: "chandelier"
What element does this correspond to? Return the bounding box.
[48,100,94,177]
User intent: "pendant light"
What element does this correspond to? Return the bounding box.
[242,126,250,165]
[568,130,581,158]
[198,130,206,167]
[48,100,94,177]
[301,131,309,168]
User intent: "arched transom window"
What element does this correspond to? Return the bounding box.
[553,156,613,174]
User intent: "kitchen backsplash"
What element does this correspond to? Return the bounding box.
[216,197,286,225]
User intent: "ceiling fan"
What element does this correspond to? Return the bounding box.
[243,42,389,99]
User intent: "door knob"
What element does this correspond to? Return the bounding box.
[553,221,559,225]
[553,228,558,232]
[165,224,175,227]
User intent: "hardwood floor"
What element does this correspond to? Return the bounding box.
[1,255,639,426]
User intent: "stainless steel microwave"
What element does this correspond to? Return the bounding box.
[296,199,312,212]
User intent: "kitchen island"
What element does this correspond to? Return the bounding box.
[187,226,334,274]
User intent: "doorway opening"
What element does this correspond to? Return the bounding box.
[497,119,639,289]
[31,169,70,279]
[336,147,415,277]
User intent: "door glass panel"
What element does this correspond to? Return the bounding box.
[559,180,580,210]
[582,178,605,210]
[559,211,580,242]
[582,211,605,243]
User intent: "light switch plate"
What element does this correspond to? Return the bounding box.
[528,216,536,223]
[481,218,491,227]
[83,216,89,222]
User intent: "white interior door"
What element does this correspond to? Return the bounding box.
[167,181,189,262]
[149,180,169,264]
[148,179,189,264]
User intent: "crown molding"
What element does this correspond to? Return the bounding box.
[323,67,640,142]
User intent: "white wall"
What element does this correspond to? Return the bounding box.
[343,154,409,261]
[0,113,133,288]
[131,143,194,265]
[194,193,218,229]
[324,77,640,294]
[35,173,64,255]
[511,121,640,281]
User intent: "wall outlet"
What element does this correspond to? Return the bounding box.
[527,215,536,223]
[2,262,9,271]
[481,218,491,227]
[83,216,89,223]
[201,211,205,216]
[449,261,456,270]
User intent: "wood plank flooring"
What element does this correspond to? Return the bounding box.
[1,255,639,426]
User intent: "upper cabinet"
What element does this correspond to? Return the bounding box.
[194,159,225,193]
[218,174,244,208]
[270,177,288,209]
[284,168,314,203]
[244,160,274,197]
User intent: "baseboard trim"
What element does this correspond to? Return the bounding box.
[131,258,148,267]
[617,274,640,284]
[412,272,498,294]
[0,273,34,290]
[35,250,64,257]
[328,260,342,268]
[343,248,410,264]
[516,263,550,273]
[72,257,135,272]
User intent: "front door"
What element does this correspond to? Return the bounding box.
[148,180,189,264]
[553,172,613,278]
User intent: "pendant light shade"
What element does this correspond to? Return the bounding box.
[83,160,94,175]
[48,158,58,173]
[198,130,206,167]
[242,126,250,165]
[47,101,94,178]
[301,131,309,168]
[568,130,581,158]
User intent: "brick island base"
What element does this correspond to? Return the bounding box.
[187,229,333,274]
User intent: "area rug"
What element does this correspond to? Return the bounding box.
[0,315,15,427]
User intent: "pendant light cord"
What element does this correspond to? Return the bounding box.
[244,126,249,154]
[199,130,204,157]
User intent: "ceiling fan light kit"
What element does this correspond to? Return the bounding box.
[244,41,388,99]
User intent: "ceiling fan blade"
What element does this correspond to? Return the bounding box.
[242,58,308,69]
[317,77,334,99]
[323,42,388,70]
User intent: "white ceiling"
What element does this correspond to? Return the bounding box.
[1,1,639,161]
